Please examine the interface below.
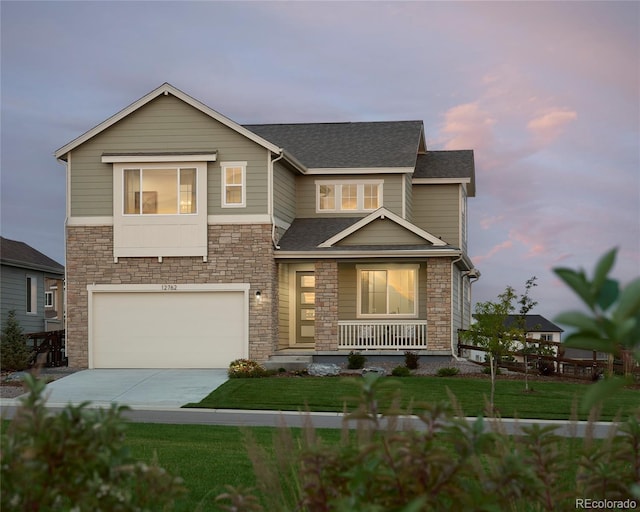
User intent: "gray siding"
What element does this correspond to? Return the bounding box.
[69,94,270,217]
[461,187,468,253]
[296,174,404,218]
[337,219,427,246]
[338,262,427,320]
[411,184,461,246]
[273,161,297,224]
[1,264,51,333]
[404,173,413,221]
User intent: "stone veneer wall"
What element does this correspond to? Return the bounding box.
[66,224,277,368]
[425,257,453,351]
[314,260,339,351]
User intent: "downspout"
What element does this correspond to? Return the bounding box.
[450,255,463,360]
[270,150,285,249]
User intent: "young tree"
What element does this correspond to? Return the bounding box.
[462,286,518,412]
[514,276,538,392]
[0,310,32,371]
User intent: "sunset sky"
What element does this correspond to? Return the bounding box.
[2,1,638,322]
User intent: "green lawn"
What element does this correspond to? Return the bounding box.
[125,423,341,512]
[184,375,639,421]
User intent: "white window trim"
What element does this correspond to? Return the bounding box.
[221,161,247,208]
[45,291,54,308]
[356,264,419,319]
[26,275,37,315]
[121,165,199,216]
[315,179,383,213]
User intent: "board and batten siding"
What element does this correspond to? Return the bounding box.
[68,94,270,218]
[273,161,297,224]
[336,219,428,246]
[411,184,461,247]
[337,262,428,321]
[295,174,404,218]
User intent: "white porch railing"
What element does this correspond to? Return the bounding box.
[338,320,428,350]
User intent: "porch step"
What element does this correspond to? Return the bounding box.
[264,355,313,371]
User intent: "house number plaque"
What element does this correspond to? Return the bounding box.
[161,284,178,291]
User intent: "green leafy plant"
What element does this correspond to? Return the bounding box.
[0,310,32,371]
[436,367,460,377]
[554,248,640,409]
[1,375,185,511]
[228,358,268,378]
[391,365,411,377]
[347,351,366,370]
[404,350,420,370]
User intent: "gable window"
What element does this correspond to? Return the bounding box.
[316,180,382,213]
[357,265,417,317]
[221,162,246,208]
[123,167,197,215]
[26,275,37,314]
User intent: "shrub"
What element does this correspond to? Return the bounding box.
[1,375,185,511]
[436,367,460,377]
[228,359,268,378]
[0,310,32,372]
[347,351,366,370]
[391,365,411,377]
[404,350,420,369]
[483,365,501,375]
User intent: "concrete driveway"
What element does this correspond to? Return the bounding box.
[35,369,228,409]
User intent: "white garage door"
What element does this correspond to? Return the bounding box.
[89,285,248,368]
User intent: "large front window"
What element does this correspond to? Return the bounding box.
[358,266,417,317]
[317,180,382,212]
[124,167,196,215]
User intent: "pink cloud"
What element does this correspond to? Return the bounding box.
[473,239,513,265]
[440,102,496,151]
[527,108,577,144]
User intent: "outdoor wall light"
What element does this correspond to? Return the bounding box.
[255,290,262,301]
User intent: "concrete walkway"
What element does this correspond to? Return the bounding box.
[1,369,228,408]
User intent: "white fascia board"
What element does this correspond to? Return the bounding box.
[207,214,272,224]
[67,216,114,226]
[412,177,471,185]
[274,249,462,259]
[55,83,282,159]
[102,153,217,163]
[318,207,447,248]
[306,167,413,175]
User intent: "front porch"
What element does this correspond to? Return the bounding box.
[338,320,428,350]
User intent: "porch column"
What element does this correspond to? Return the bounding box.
[315,259,339,351]
[426,257,452,351]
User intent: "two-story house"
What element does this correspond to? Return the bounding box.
[1,237,65,334]
[55,83,478,369]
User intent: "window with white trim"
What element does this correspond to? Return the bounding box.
[123,166,197,215]
[221,162,246,207]
[357,265,417,317]
[26,275,37,314]
[44,291,54,308]
[316,180,382,212]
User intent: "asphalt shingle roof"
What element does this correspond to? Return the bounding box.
[414,150,476,196]
[503,314,564,332]
[244,121,424,169]
[0,237,64,274]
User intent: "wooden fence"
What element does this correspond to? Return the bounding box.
[27,329,67,368]
[457,337,639,381]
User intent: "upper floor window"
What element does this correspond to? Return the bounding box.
[123,167,197,215]
[26,275,37,314]
[221,162,246,208]
[44,291,54,308]
[316,180,383,213]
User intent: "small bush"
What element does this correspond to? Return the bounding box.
[483,366,502,375]
[0,310,32,371]
[404,350,420,370]
[228,359,268,378]
[537,360,555,376]
[436,367,460,377]
[347,351,366,370]
[391,365,411,377]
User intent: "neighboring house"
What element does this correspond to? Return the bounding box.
[465,314,564,362]
[0,237,65,333]
[54,83,479,369]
